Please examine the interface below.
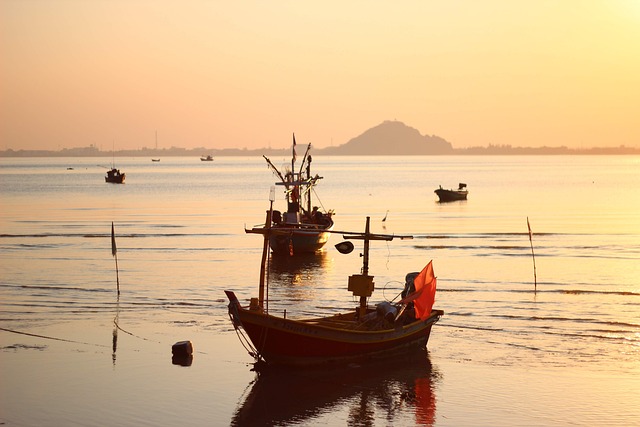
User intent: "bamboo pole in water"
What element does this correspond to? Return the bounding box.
[527,217,537,292]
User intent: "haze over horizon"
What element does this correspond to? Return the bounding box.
[2,1,639,152]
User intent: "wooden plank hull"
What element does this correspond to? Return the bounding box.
[228,296,443,366]
[269,226,333,254]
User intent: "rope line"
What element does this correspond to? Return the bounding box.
[0,326,108,348]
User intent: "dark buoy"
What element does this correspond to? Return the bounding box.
[172,340,193,356]
[172,340,193,366]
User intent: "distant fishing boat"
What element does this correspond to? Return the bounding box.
[105,168,125,184]
[228,215,443,367]
[200,155,214,161]
[248,134,334,255]
[435,183,468,202]
[105,146,125,183]
[151,131,161,162]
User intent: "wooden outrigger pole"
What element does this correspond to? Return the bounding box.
[297,143,311,178]
[263,155,287,187]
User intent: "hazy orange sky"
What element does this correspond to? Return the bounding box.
[2,1,639,151]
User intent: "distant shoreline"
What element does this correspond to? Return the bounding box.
[1,145,639,157]
[4,121,639,157]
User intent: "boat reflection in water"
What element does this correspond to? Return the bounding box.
[263,251,334,316]
[231,350,439,426]
[267,251,331,281]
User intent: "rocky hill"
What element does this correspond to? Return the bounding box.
[319,120,453,155]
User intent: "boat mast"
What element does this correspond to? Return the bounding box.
[291,133,296,183]
[306,155,312,214]
[362,216,370,276]
[357,217,372,314]
[340,217,413,317]
[258,187,276,310]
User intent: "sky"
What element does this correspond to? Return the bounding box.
[2,1,640,151]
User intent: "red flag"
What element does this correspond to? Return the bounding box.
[111,222,117,256]
[412,260,437,320]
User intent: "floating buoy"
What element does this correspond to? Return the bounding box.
[172,341,194,366]
[172,340,193,356]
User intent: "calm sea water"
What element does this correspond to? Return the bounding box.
[1,155,639,426]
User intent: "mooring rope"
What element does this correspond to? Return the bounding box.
[113,319,158,343]
[0,326,109,348]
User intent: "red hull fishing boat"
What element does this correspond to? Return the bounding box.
[227,212,443,367]
[251,134,334,255]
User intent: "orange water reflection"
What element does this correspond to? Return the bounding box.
[231,350,440,426]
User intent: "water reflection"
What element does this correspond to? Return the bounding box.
[267,251,332,283]
[231,350,439,426]
[112,296,119,366]
[265,251,336,313]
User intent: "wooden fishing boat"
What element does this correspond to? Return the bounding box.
[250,134,334,255]
[435,183,468,202]
[200,155,214,161]
[227,214,443,367]
[105,168,125,184]
[105,146,125,183]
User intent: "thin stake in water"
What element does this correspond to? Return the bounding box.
[527,217,537,292]
[111,222,120,296]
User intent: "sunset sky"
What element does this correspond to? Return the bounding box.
[2,1,639,151]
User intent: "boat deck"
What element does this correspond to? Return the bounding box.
[299,308,410,331]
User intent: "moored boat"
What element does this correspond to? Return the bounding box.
[435,183,468,202]
[249,134,334,255]
[105,168,125,184]
[227,215,443,368]
[200,155,214,161]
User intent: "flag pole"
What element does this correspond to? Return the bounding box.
[111,222,120,296]
[527,217,537,293]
